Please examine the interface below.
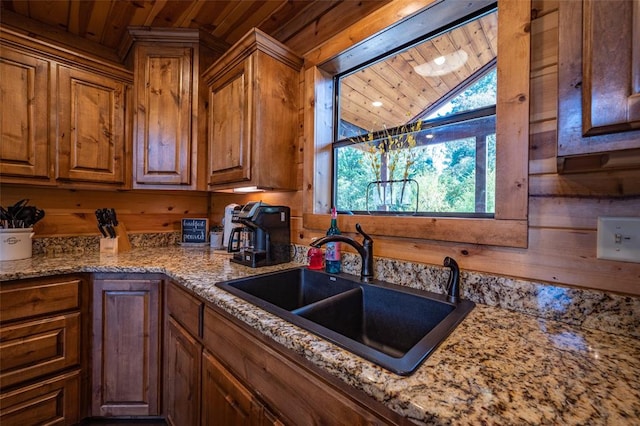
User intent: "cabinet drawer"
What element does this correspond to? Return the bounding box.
[0,312,81,389]
[0,278,81,323]
[0,369,80,425]
[167,282,203,338]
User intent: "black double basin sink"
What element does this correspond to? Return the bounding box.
[216,267,474,375]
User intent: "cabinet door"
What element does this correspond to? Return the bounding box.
[0,45,52,182]
[57,65,127,185]
[134,45,194,186]
[557,0,640,161]
[207,59,252,185]
[201,349,264,426]
[165,316,201,426]
[92,278,161,417]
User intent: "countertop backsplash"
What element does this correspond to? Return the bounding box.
[32,231,182,255]
[26,236,640,340]
[292,244,640,340]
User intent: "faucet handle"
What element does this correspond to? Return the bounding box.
[355,223,372,243]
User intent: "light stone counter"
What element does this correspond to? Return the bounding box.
[2,246,639,425]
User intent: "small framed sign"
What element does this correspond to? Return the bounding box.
[181,218,209,244]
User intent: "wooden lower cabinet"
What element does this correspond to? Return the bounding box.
[0,275,406,424]
[202,305,407,425]
[92,277,162,417]
[0,370,81,425]
[0,275,84,425]
[162,284,405,425]
[165,316,202,426]
[201,350,281,426]
[164,282,283,426]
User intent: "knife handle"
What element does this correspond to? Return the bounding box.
[95,210,108,238]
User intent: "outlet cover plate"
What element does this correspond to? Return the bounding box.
[597,217,640,263]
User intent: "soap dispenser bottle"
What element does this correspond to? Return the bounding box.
[324,207,341,273]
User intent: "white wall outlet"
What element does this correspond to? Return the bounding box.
[597,217,640,263]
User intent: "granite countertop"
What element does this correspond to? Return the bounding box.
[1,246,639,425]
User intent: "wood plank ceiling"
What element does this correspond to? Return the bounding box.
[0,0,391,55]
[339,10,497,133]
[1,0,497,136]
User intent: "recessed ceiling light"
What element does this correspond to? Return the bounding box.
[372,101,383,107]
[414,50,469,77]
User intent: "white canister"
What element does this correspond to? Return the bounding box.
[0,228,35,261]
[210,231,223,249]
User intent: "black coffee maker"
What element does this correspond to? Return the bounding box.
[227,202,291,267]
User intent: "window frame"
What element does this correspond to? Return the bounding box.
[332,106,497,217]
[302,0,529,248]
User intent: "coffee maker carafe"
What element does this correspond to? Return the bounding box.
[227,202,291,267]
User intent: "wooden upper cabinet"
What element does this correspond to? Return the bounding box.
[133,44,193,187]
[0,44,52,184]
[56,65,128,186]
[204,29,303,191]
[1,24,132,189]
[557,0,640,172]
[208,60,251,185]
[130,29,226,190]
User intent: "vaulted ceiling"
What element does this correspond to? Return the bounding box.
[0,0,391,57]
[1,0,498,135]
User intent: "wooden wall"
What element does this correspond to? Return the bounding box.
[0,185,209,237]
[210,0,640,296]
[2,0,638,295]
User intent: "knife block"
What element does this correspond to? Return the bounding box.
[99,223,132,254]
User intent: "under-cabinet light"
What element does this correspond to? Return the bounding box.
[233,186,266,193]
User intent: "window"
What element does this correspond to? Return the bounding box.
[303,0,529,248]
[334,10,498,215]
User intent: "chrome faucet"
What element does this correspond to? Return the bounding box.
[443,256,460,303]
[311,223,374,282]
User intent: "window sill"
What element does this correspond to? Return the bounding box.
[303,213,527,248]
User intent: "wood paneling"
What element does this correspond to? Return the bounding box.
[209,192,302,229]
[0,185,209,237]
